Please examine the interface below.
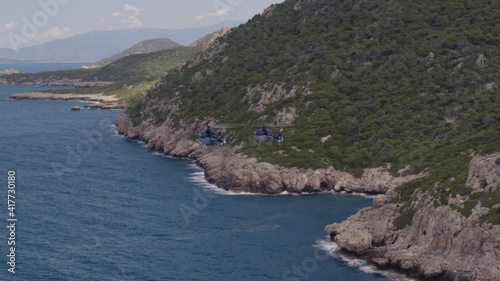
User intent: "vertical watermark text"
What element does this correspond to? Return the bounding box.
[6,171,17,274]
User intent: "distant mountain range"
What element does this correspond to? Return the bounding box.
[0,22,241,63]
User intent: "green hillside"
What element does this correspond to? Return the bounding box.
[1,42,205,103]
[90,46,202,82]
[128,0,500,222]
[90,38,182,67]
[3,45,201,84]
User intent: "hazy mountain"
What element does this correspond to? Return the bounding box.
[1,28,231,87]
[0,58,24,63]
[0,22,241,62]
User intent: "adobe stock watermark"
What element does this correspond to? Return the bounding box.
[281,247,331,281]
[178,187,217,225]
[51,118,112,181]
[212,0,243,20]
[7,0,71,51]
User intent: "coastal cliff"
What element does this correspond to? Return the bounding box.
[115,112,423,194]
[116,94,500,281]
[325,154,500,281]
[115,0,500,280]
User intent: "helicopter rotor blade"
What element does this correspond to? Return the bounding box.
[261,124,294,128]
[211,123,242,129]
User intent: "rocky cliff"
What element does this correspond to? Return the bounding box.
[115,112,424,195]
[325,154,500,281]
[116,101,500,281]
[115,0,500,280]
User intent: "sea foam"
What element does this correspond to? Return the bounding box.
[186,164,377,198]
[314,238,417,281]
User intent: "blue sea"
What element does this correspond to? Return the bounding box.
[0,64,403,281]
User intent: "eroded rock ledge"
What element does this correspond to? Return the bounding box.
[115,112,423,194]
[325,153,500,281]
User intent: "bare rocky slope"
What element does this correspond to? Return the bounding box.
[326,154,500,281]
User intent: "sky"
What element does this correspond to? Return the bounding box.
[0,0,284,49]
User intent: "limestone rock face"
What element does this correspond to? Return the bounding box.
[325,156,500,281]
[325,204,397,253]
[246,83,301,113]
[263,5,277,17]
[115,112,424,195]
[466,153,500,192]
[476,54,488,68]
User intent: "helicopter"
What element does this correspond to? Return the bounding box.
[253,124,291,145]
[198,124,238,147]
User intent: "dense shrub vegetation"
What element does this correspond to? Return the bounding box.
[5,46,201,83]
[129,0,500,223]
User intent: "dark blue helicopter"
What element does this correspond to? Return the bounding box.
[199,124,239,147]
[253,124,285,145]
[199,126,225,146]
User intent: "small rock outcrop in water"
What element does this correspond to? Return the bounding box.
[325,153,500,281]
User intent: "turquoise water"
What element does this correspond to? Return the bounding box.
[0,65,396,281]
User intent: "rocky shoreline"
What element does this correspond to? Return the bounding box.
[83,103,127,110]
[325,201,500,281]
[325,153,500,281]
[115,111,500,281]
[0,78,113,87]
[9,92,126,109]
[114,112,424,195]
